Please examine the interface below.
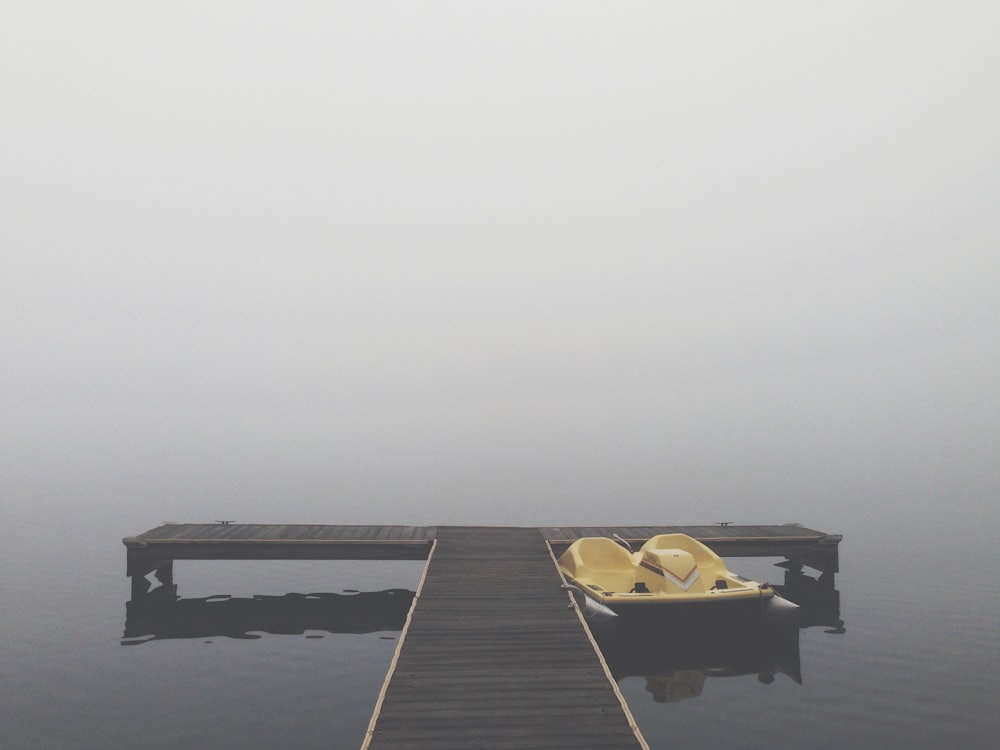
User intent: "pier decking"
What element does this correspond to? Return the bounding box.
[124,522,838,569]
[124,523,437,560]
[123,522,840,748]
[362,527,644,749]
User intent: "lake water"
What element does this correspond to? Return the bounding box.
[2,508,997,749]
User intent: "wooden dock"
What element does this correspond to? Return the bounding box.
[124,522,838,570]
[124,523,437,561]
[362,527,644,749]
[123,522,840,748]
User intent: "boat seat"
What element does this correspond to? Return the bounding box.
[562,537,635,594]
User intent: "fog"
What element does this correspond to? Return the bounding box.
[2,3,998,537]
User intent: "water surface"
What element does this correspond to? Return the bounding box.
[2,512,996,748]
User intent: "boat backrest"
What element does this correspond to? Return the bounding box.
[637,534,733,590]
[574,537,633,569]
[636,548,706,593]
[559,537,635,594]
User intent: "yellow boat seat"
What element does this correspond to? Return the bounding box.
[559,537,635,594]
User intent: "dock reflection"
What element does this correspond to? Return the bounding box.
[775,562,846,634]
[122,588,414,644]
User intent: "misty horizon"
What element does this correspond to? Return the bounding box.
[2,3,997,535]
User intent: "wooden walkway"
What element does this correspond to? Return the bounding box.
[122,522,840,747]
[124,523,436,561]
[125,522,838,567]
[362,527,645,750]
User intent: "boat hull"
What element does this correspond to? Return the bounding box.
[568,581,775,627]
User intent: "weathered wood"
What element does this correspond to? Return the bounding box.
[126,540,434,563]
[124,524,438,565]
[124,521,840,582]
[125,523,838,563]
[361,527,647,750]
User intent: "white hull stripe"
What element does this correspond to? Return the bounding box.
[639,560,701,592]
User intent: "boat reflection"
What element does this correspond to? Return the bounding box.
[594,620,802,704]
[122,588,414,644]
[592,561,845,705]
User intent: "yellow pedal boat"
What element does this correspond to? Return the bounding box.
[558,533,797,625]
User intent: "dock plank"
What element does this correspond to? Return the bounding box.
[362,527,646,750]
[124,523,839,569]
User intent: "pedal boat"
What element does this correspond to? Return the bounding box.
[558,534,797,625]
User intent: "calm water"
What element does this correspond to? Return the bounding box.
[2,512,997,749]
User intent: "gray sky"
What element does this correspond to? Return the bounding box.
[2,2,998,530]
